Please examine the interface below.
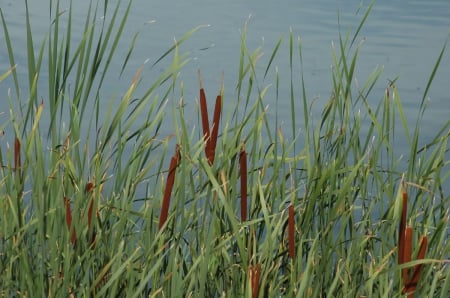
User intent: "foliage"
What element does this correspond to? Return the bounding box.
[0,0,448,296]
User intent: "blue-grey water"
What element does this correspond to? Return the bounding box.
[1,0,449,186]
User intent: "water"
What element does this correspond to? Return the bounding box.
[1,0,449,167]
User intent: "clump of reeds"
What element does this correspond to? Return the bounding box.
[397,178,428,297]
[0,0,449,296]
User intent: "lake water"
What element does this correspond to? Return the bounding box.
[1,0,449,162]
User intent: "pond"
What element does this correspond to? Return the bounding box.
[1,0,449,162]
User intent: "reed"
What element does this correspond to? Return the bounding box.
[0,0,449,296]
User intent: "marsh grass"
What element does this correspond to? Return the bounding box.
[1,0,449,296]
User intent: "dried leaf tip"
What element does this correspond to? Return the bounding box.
[198,69,204,90]
[220,71,224,95]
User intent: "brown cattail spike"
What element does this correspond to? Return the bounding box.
[159,145,181,230]
[209,92,222,165]
[404,235,428,295]
[198,70,211,154]
[14,137,21,171]
[288,204,295,259]
[399,188,408,265]
[249,264,261,298]
[239,145,247,222]
[402,226,413,286]
[64,197,76,245]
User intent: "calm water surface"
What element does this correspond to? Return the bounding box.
[1,0,449,160]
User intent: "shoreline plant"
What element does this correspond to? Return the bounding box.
[1,0,449,296]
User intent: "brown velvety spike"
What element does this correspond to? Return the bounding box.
[87,197,94,231]
[288,204,295,259]
[159,145,181,230]
[402,226,413,286]
[64,197,76,245]
[208,93,222,165]
[86,182,94,193]
[239,146,247,222]
[14,137,21,171]
[404,235,428,294]
[198,70,210,150]
[399,189,408,265]
[250,264,261,298]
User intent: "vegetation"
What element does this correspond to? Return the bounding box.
[1,0,449,296]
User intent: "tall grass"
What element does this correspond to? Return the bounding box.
[1,0,449,296]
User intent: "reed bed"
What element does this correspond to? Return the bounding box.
[1,0,449,296]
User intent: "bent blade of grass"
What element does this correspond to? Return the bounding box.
[101,66,141,152]
[263,35,282,80]
[94,244,141,296]
[0,65,16,82]
[0,9,20,97]
[152,24,209,68]
[199,158,247,256]
[298,237,318,296]
[420,34,449,109]
[350,0,374,47]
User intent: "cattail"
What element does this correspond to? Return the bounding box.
[14,137,21,171]
[208,93,222,165]
[209,75,223,165]
[198,70,211,158]
[404,235,427,294]
[249,264,261,298]
[402,226,413,286]
[64,197,76,245]
[86,182,100,248]
[239,145,247,222]
[398,189,408,265]
[288,204,295,259]
[397,182,428,296]
[159,145,181,230]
